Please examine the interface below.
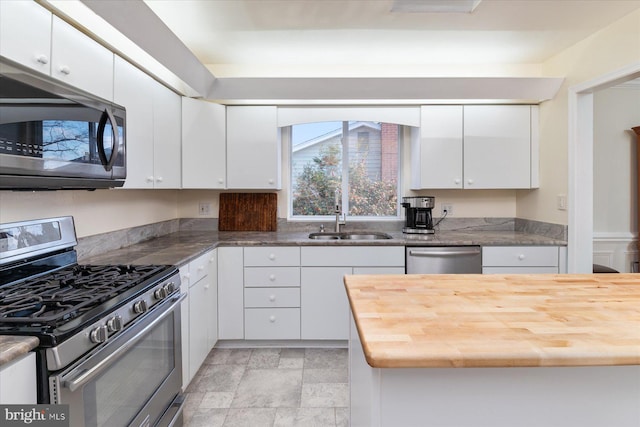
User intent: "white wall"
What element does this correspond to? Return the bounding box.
[516,8,640,226]
[0,190,179,238]
[592,86,640,272]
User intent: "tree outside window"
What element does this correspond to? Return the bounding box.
[290,121,400,218]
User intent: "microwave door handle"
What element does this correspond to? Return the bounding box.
[62,293,186,392]
[97,108,120,172]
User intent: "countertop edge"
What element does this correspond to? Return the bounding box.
[0,336,39,368]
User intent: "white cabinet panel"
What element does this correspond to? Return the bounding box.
[301,246,404,267]
[244,267,300,287]
[301,267,351,340]
[151,80,181,188]
[244,247,300,266]
[463,105,531,189]
[218,247,244,340]
[51,16,113,101]
[244,288,300,308]
[0,353,37,404]
[245,308,300,340]
[226,106,281,189]
[0,0,52,75]
[182,98,226,188]
[411,106,463,189]
[114,57,154,189]
[482,246,560,274]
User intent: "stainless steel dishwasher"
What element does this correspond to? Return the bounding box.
[405,246,482,274]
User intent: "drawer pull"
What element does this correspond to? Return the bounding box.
[269,274,276,281]
[518,254,525,260]
[59,65,71,75]
[269,315,276,322]
[36,54,49,64]
[269,253,276,260]
[269,295,276,302]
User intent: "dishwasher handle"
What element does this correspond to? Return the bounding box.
[408,249,481,257]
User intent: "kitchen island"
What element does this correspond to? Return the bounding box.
[344,273,640,427]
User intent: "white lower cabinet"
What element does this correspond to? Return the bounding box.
[180,249,217,389]
[218,247,245,340]
[482,246,566,274]
[300,247,405,340]
[0,352,37,404]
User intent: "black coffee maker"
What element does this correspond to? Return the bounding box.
[401,196,435,234]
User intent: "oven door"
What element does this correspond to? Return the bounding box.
[50,293,185,427]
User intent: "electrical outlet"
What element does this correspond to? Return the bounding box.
[441,203,453,217]
[198,202,212,216]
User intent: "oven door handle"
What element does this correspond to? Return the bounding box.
[63,293,186,392]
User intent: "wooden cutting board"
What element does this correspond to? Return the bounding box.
[218,193,277,231]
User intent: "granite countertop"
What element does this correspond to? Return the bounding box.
[344,273,640,368]
[79,229,566,266]
[0,336,39,367]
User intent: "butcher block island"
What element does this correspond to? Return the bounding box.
[344,274,640,427]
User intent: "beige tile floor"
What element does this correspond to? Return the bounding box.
[183,347,349,427]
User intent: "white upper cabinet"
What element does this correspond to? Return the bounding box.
[114,57,154,188]
[182,98,226,189]
[50,16,114,101]
[463,105,532,189]
[0,0,52,75]
[151,79,182,188]
[226,106,281,189]
[115,57,181,189]
[412,106,464,189]
[1,3,114,101]
[412,105,538,190]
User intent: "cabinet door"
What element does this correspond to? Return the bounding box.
[301,267,351,340]
[51,16,114,101]
[206,250,218,349]
[463,105,531,189]
[0,1,52,75]
[114,57,154,189]
[152,80,181,188]
[226,106,281,189]
[189,277,209,381]
[178,265,190,389]
[182,98,226,188]
[412,106,463,189]
[0,353,37,404]
[217,247,244,339]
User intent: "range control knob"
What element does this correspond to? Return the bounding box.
[163,282,176,294]
[154,287,167,300]
[106,315,123,333]
[133,300,148,314]
[90,325,108,343]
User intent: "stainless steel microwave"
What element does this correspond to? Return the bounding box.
[0,58,126,190]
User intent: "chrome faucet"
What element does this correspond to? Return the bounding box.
[334,189,346,232]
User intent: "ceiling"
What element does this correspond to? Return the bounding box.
[143,0,640,77]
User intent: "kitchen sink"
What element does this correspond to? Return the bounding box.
[308,232,392,240]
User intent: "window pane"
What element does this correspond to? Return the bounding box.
[291,121,342,215]
[347,122,398,216]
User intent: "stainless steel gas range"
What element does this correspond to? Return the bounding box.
[0,216,185,427]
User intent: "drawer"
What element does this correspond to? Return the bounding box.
[483,266,559,274]
[189,251,213,284]
[482,246,559,267]
[244,247,300,266]
[244,308,300,340]
[245,288,300,308]
[244,267,300,287]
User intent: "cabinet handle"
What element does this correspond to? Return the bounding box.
[454,178,461,185]
[59,65,71,75]
[269,295,276,302]
[184,273,191,279]
[218,178,224,184]
[204,284,210,290]
[156,176,163,183]
[197,266,204,272]
[146,176,154,182]
[467,178,474,185]
[269,274,276,281]
[269,315,276,322]
[268,179,274,184]
[269,254,276,260]
[209,257,215,263]
[518,254,525,260]
[36,54,49,65]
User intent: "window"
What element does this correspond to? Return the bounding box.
[289,121,401,218]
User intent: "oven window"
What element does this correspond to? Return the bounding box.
[84,314,175,427]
